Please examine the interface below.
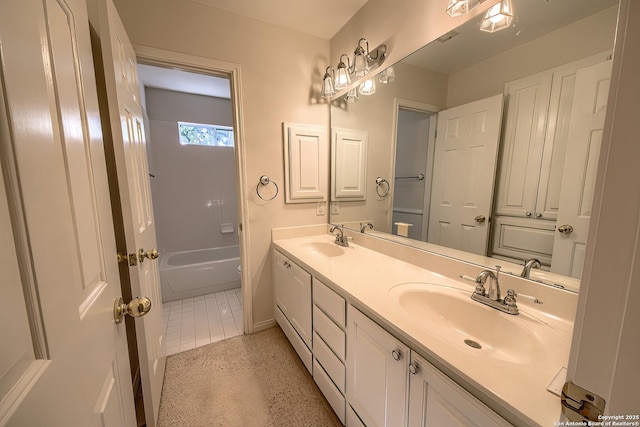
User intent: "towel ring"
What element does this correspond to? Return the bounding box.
[375,177,390,197]
[256,175,279,201]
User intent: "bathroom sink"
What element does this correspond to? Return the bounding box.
[300,241,345,257]
[388,283,568,365]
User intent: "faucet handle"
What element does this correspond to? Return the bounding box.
[504,289,517,307]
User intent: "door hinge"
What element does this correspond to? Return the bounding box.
[561,381,605,422]
[117,252,138,266]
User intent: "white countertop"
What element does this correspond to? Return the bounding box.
[273,233,573,427]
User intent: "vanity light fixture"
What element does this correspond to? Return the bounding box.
[345,87,359,102]
[480,0,514,33]
[334,54,352,90]
[352,38,370,77]
[446,0,484,17]
[378,66,395,84]
[358,78,376,96]
[321,66,336,98]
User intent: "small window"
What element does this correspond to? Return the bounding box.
[178,121,234,147]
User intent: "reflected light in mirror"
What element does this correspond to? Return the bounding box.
[480,0,514,32]
[446,0,483,17]
[358,78,376,95]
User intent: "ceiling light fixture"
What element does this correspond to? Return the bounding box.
[480,0,514,33]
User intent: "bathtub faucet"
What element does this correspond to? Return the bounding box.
[329,224,349,247]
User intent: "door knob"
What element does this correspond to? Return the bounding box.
[475,215,486,224]
[558,224,574,234]
[138,248,160,262]
[114,297,152,324]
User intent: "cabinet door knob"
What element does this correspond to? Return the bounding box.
[409,363,418,375]
[535,213,542,218]
[526,211,532,217]
[391,349,401,361]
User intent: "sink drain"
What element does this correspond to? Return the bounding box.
[464,339,482,349]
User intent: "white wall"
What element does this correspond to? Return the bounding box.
[145,88,238,256]
[112,0,330,328]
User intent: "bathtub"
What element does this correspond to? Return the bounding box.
[160,245,241,302]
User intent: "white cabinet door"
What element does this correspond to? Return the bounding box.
[408,353,510,427]
[428,94,503,255]
[347,305,409,427]
[332,128,368,200]
[284,123,328,203]
[273,251,312,348]
[551,61,612,278]
[495,72,552,218]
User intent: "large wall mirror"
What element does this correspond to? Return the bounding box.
[329,0,619,293]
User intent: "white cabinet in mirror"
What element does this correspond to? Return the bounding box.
[329,0,619,292]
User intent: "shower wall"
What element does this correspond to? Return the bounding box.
[145,87,238,255]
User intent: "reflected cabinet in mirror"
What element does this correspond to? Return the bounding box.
[329,0,619,292]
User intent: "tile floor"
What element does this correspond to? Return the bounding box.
[162,288,243,356]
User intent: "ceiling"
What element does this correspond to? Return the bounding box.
[138,64,231,99]
[189,0,368,39]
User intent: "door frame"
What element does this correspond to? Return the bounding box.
[133,45,253,333]
[389,98,439,240]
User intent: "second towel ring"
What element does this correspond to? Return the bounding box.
[257,175,279,201]
[375,177,390,197]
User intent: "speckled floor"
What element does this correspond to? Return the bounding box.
[157,326,342,427]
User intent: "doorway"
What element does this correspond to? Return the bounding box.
[136,63,244,356]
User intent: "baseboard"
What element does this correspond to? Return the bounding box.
[253,318,276,332]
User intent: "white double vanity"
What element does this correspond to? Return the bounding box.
[272,225,578,426]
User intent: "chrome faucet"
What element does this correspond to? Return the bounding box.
[360,222,373,233]
[470,266,519,315]
[520,258,542,278]
[329,224,349,247]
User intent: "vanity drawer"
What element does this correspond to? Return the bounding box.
[313,278,345,328]
[275,305,312,374]
[313,305,345,361]
[313,358,346,424]
[313,332,345,393]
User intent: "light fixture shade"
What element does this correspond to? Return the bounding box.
[352,38,370,78]
[346,88,359,102]
[446,0,482,17]
[378,66,395,84]
[321,67,335,98]
[358,78,376,96]
[480,0,514,33]
[334,55,352,90]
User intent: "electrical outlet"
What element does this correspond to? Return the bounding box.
[316,202,325,216]
[331,201,339,214]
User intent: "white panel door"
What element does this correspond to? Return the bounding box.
[332,128,368,200]
[0,0,135,425]
[347,306,409,427]
[494,73,552,218]
[284,123,328,203]
[428,94,503,255]
[91,0,165,424]
[551,61,612,278]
